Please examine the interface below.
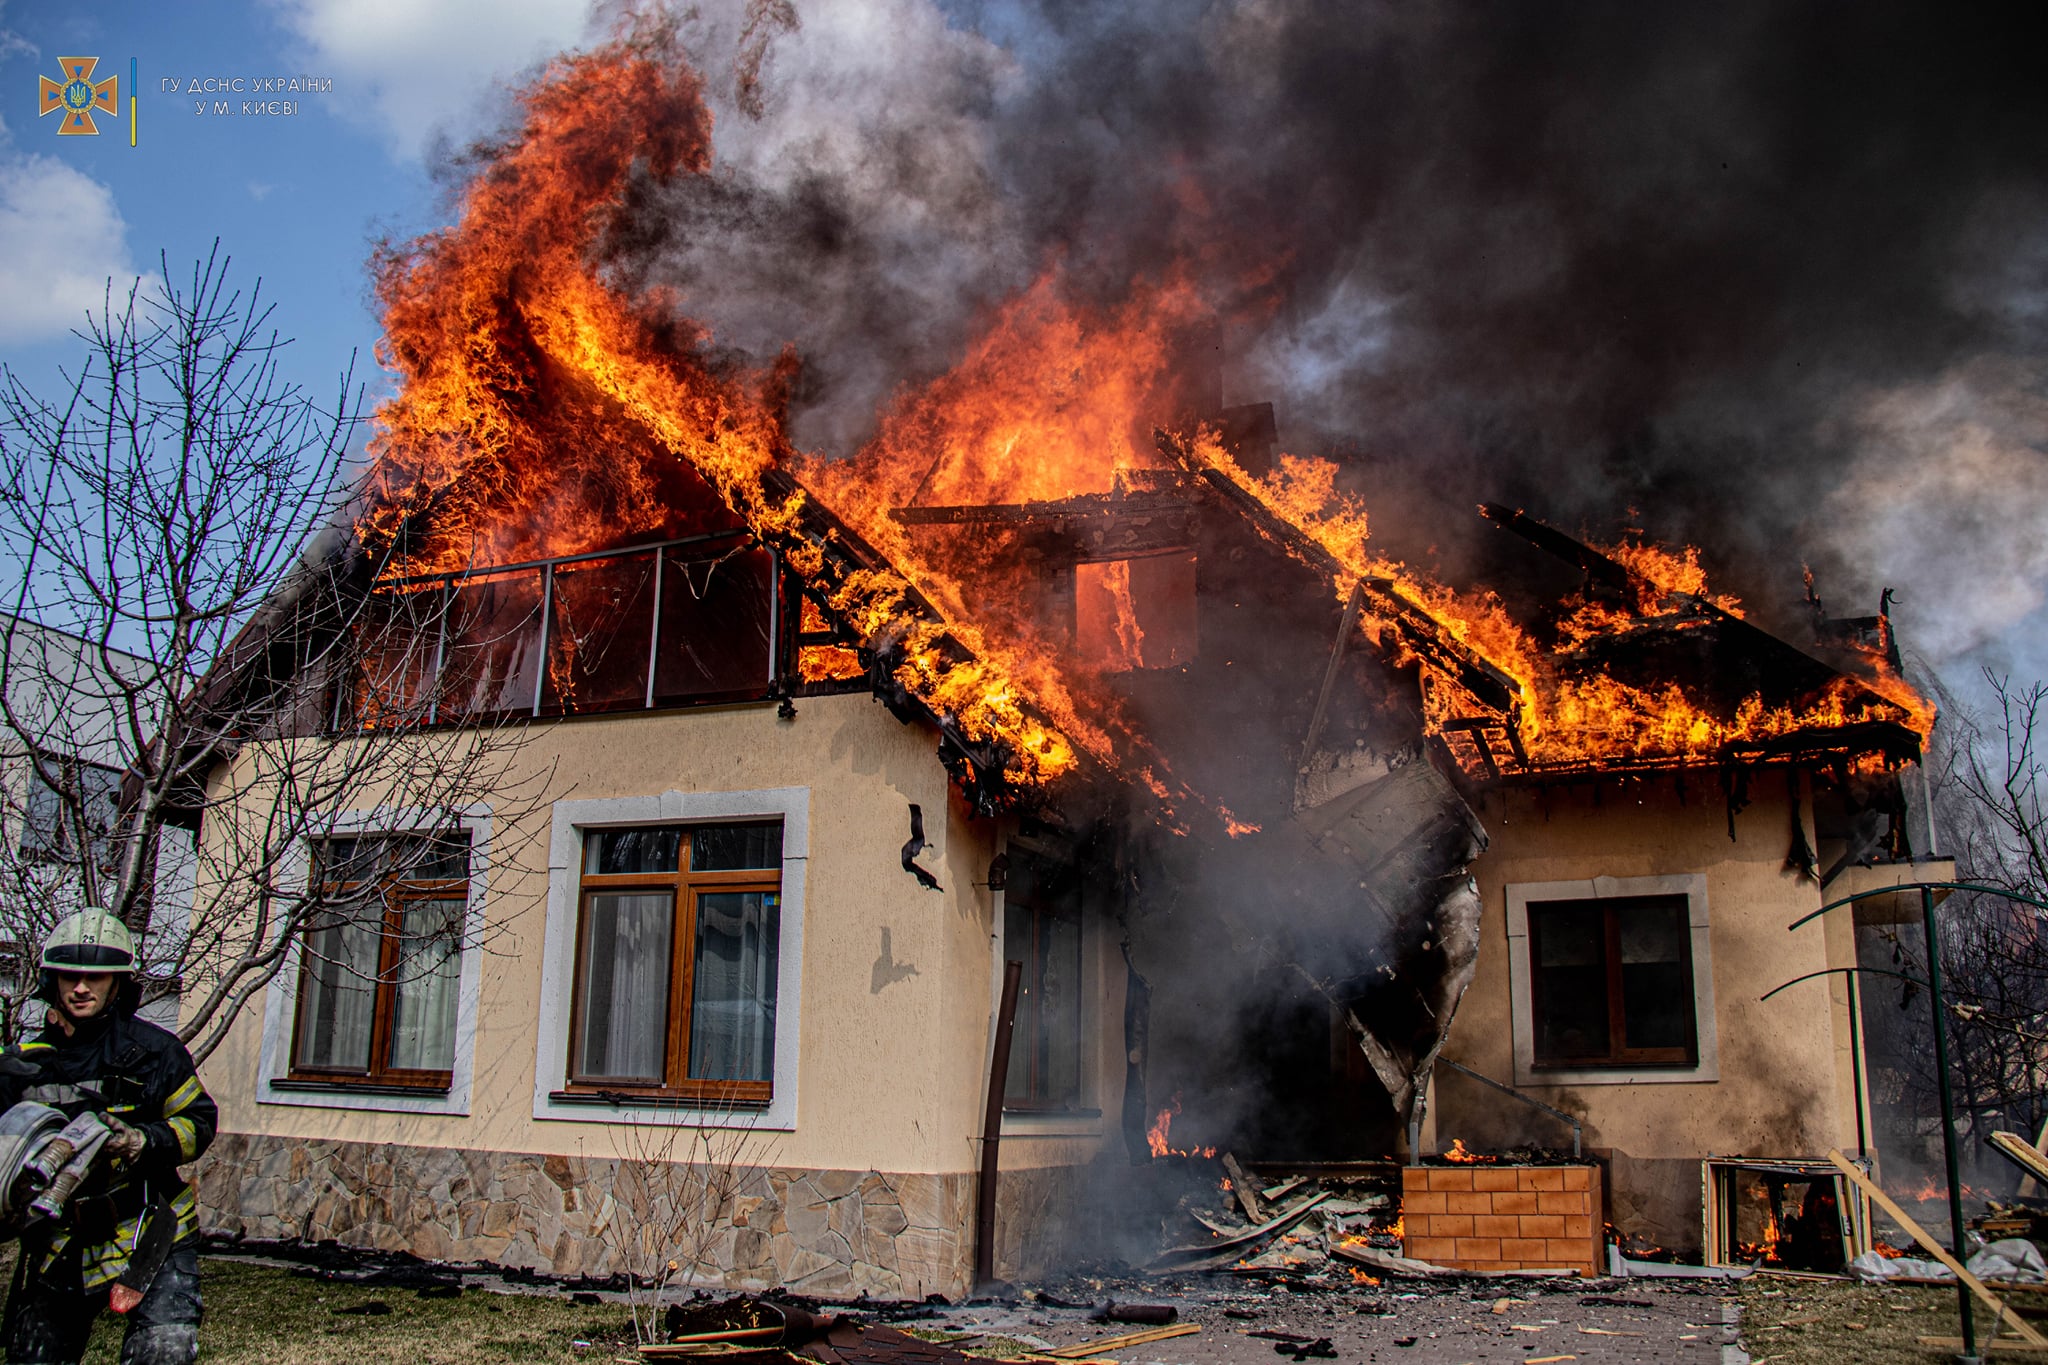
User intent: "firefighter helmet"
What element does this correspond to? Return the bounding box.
[40,907,137,973]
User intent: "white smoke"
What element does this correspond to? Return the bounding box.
[1821,358,2048,668]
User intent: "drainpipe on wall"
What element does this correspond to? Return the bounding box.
[973,960,1023,1291]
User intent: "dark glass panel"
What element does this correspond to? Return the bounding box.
[542,551,657,715]
[1618,897,1694,1052]
[438,570,545,718]
[351,586,440,726]
[1003,899,1034,1104]
[585,826,683,875]
[1036,901,1083,1106]
[1530,900,1610,1064]
[406,830,473,883]
[690,822,783,872]
[653,545,774,702]
[1003,848,1083,1106]
[323,832,470,884]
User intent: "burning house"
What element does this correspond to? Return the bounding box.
[186,27,1950,1292]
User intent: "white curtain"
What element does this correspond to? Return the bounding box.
[577,892,673,1080]
[689,891,780,1082]
[388,896,464,1071]
[295,910,381,1070]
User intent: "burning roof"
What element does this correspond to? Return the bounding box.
[352,27,1931,827]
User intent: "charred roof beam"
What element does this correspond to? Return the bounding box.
[1157,430,1522,717]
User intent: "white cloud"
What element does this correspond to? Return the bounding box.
[0,0,31,62]
[0,141,136,345]
[267,0,593,160]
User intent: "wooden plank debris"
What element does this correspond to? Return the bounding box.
[1826,1148,2048,1347]
[1151,1192,1332,1262]
[1041,1325,1201,1358]
[1222,1153,1264,1223]
[2022,1117,2048,1199]
[1991,1130,2048,1187]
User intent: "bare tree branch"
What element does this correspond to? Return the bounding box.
[0,246,551,1057]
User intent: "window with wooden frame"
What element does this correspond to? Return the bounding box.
[289,833,471,1090]
[566,822,782,1103]
[1001,848,1084,1110]
[1527,894,1698,1068]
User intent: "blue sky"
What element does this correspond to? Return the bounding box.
[0,0,594,413]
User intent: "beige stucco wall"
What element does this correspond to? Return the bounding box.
[1435,774,1861,1251]
[198,693,1123,1187]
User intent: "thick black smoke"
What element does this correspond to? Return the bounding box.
[607,0,2048,667]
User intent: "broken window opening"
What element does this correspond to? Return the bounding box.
[1527,894,1698,1069]
[566,821,783,1104]
[1704,1160,1857,1273]
[1073,552,1198,672]
[288,831,472,1090]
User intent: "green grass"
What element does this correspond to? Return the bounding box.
[1737,1273,2048,1364]
[0,1252,641,1364]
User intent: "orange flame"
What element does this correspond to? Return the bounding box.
[354,25,1930,815]
[1145,1091,1217,1158]
[1442,1138,1494,1164]
[350,28,1250,817]
[1174,432,1932,775]
[1146,1095,1180,1158]
[1907,1178,1988,1203]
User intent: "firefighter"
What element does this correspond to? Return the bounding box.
[0,908,214,1365]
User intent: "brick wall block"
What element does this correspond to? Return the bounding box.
[1404,1166,1602,1276]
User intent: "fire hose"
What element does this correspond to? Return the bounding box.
[0,1102,176,1313]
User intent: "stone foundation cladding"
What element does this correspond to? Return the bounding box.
[200,1134,1082,1299]
[1401,1164,1604,1277]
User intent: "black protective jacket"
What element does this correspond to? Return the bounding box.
[0,1007,216,1288]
